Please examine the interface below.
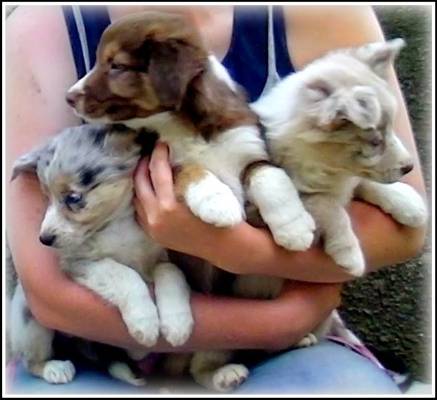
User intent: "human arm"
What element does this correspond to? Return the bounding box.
[134,6,428,283]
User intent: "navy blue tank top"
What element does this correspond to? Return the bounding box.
[63,5,296,102]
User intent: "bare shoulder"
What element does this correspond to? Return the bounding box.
[283,5,385,69]
[6,5,80,173]
[6,6,78,101]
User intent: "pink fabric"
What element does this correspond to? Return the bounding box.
[6,359,19,391]
[327,336,387,372]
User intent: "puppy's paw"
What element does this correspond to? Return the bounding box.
[271,209,316,251]
[43,360,76,384]
[185,174,243,227]
[212,364,249,392]
[124,306,160,347]
[330,246,366,277]
[160,311,194,347]
[380,183,428,227]
[108,362,147,387]
[295,333,318,348]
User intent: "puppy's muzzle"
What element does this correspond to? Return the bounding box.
[39,234,57,247]
[66,91,83,108]
[400,163,414,176]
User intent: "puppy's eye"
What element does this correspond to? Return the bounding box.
[369,137,383,147]
[110,63,129,72]
[107,105,120,114]
[64,192,83,210]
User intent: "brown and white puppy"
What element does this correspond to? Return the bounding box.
[66,11,316,254]
[252,38,428,277]
[9,124,193,385]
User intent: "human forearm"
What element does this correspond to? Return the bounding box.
[24,266,341,352]
[8,177,341,352]
[194,200,426,283]
[134,145,427,284]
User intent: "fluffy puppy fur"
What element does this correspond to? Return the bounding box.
[9,124,194,385]
[252,38,428,277]
[66,11,316,254]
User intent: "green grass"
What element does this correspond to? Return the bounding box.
[341,5,432,382]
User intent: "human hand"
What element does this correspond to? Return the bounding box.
[133,142,221,255]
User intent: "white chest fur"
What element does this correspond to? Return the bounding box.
[67,211,163,281]
[126,114,267,206]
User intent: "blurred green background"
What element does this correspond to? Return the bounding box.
[341,5,432,382]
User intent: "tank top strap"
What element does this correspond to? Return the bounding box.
[62,5,110,80]
[222,5,295,102]
[221,5,269,102]
[273,5,295,79]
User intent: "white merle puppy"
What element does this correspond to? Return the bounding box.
[9,124,193,385]
[252,38,428,277]
[161,39,429,392]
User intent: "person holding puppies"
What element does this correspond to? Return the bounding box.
[6,5,426,394]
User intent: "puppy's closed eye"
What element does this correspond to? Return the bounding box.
[110,63,129,72]
[369,136,383,147]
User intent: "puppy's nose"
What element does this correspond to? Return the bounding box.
[66,91,82,107]
[400,163,414,175]
[39,234,56,247]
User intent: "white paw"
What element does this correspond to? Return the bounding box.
[212,364,249,392]
[380,183,428,227]
[108,362,147,386]
[124,306,160,347]
[126,377,147,387]
[160,311,194,347]
[43,360,76,384]
[329,245,366,277]
[186,174,243,227]
[296,333,318,348]
[271,209,316,251]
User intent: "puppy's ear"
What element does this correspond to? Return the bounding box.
[303,79,344,131]
[11,144,51,181]
[304,79,381,131]
[353,38,405,79]
[147,40,205,109]
[340,86,382,130]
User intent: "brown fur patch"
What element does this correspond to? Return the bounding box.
[174,164,207,199]
[50,174,73,197]
[179,70,259,140]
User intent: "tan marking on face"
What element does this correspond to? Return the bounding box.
[100,42,121,64]
[50,174,73,197]
[72,179,132,224]
[174,164,208,199]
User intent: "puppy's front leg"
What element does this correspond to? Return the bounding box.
[153,262,194,347]
[73,258,159,347]
[304,195,365,276]
[246,164,315,251]
[175,163,244,227]
[355,180,428,227]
